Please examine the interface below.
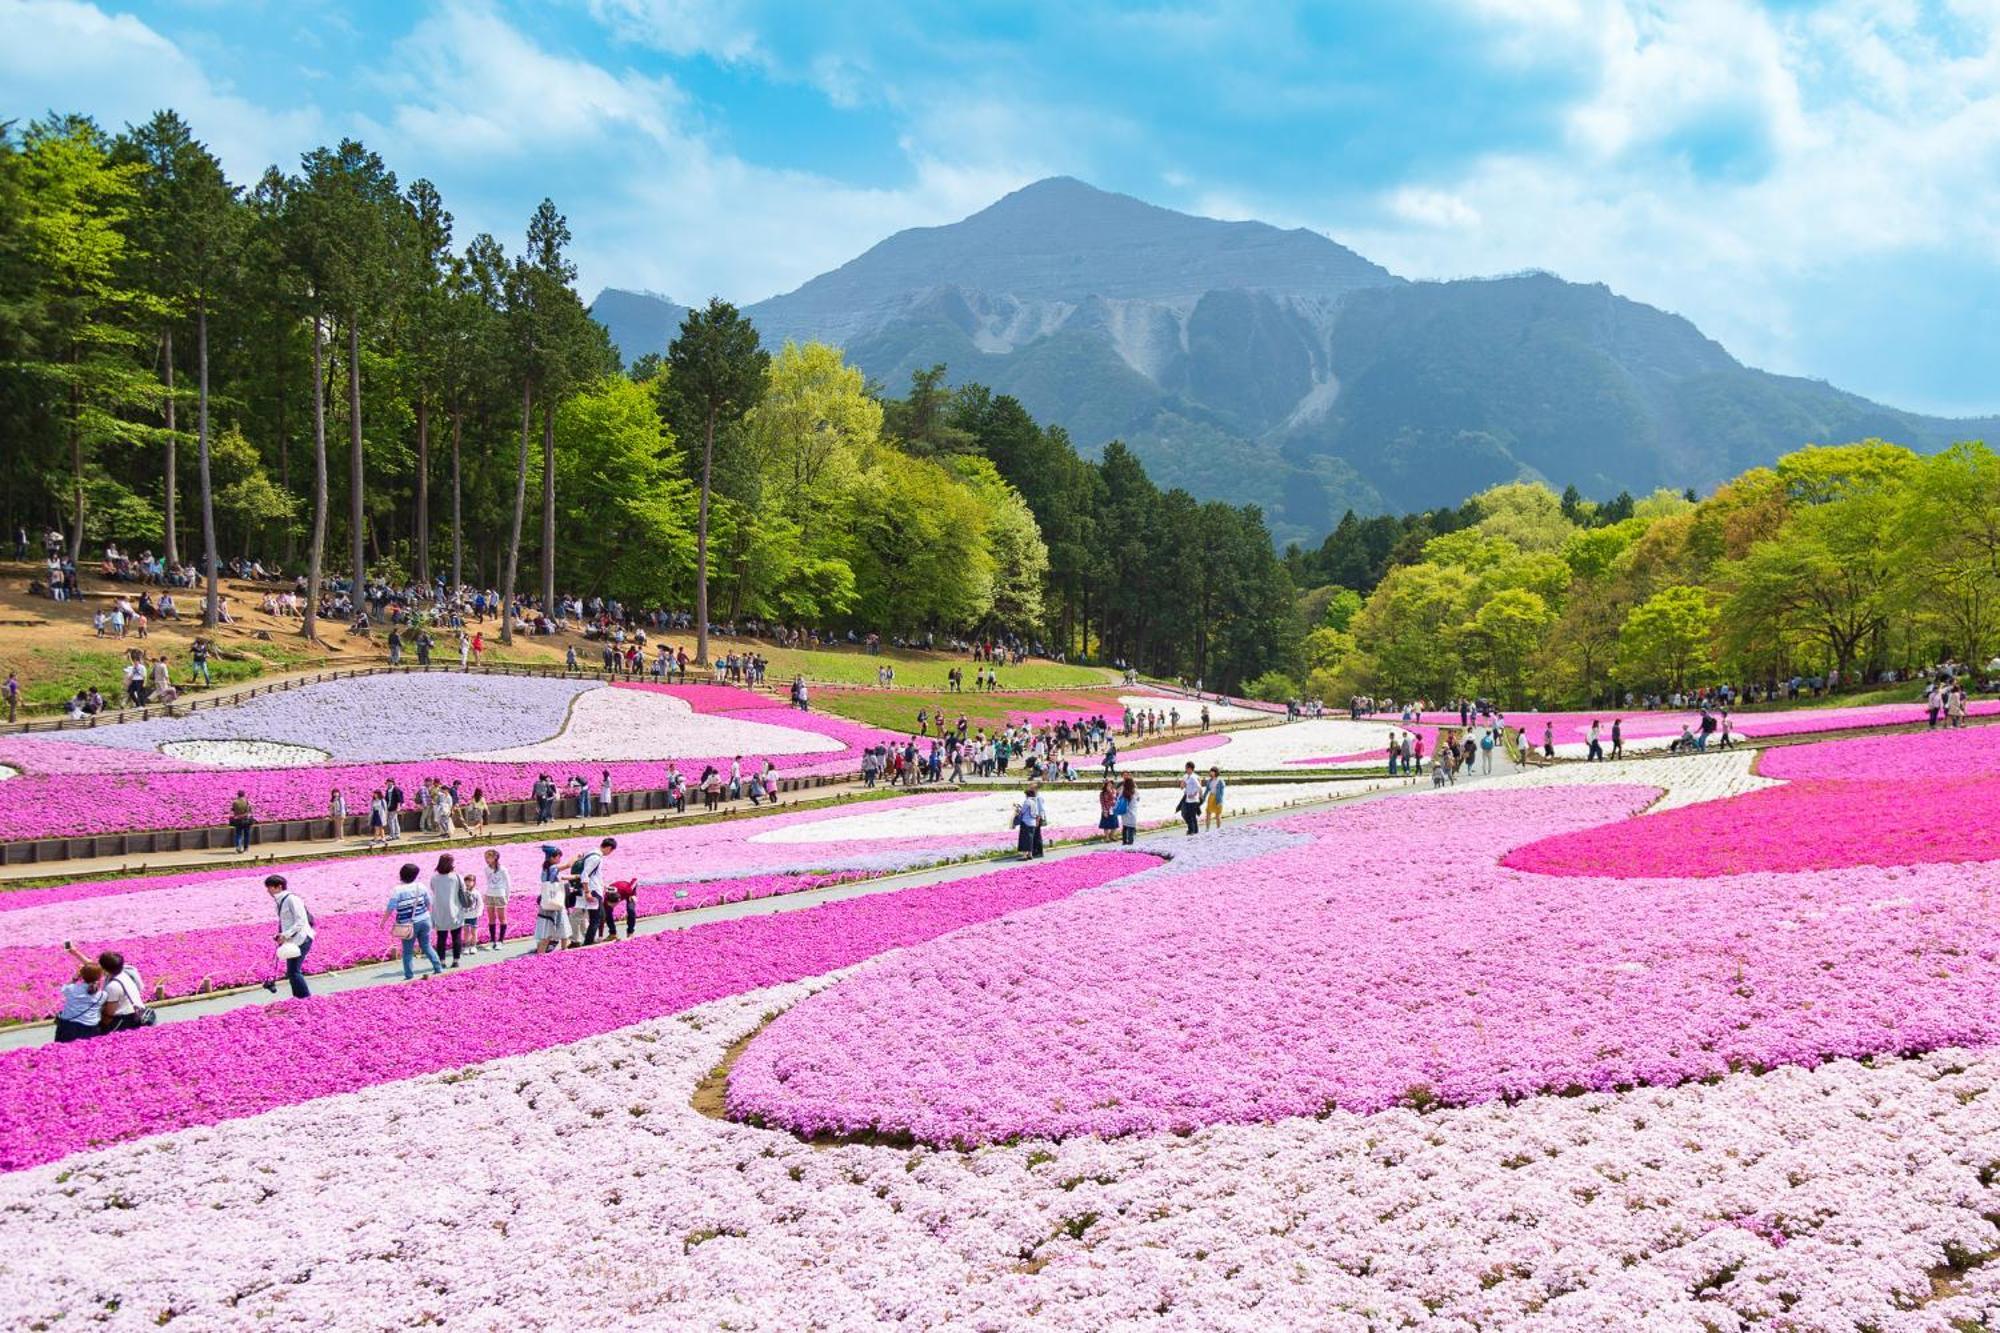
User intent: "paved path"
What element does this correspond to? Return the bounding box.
[0,776,1417,1050]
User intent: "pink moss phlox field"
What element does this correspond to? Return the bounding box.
[611,680,790,711]
[1504,775,2000,877]
[727,784,2000,1145]
[0,850,1160,1171]
[1376,700,2000,749]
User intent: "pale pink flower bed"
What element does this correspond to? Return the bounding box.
[0,850,1160,1171]
[729,783,2000,1144]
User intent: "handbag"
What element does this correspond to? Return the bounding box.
[391,921,414,940]
[276,941,302,961]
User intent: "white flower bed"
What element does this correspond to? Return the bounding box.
[1119,717,1401,770]
[9,977,1998,1331]
[1118,694,1267,723]
[157,739,333,768]
[1463,747,1779,813]
[747,779,1403,843]
[453,684,846,763]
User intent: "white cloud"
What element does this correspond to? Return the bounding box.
[378,2,683,159]
[0,0,320,176]
[1338,0,2000,386]
[1386,186,1480,230]
[581,0,764,63]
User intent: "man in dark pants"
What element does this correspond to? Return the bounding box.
[263,875,316,998]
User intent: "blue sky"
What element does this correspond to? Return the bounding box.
[6,0,2000,416]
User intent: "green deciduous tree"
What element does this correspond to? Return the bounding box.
[1616,584,1715,692]
[664,297,768,664]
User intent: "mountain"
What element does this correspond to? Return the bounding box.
[591,178,2000,546]
[587,288,686,370]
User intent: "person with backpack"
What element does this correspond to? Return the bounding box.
[1115,775,1140,846]
[229,790,255,854]
[1479,727,1496,775]
[383,864,443,980]
[534,845,569,953]
[263,873,316,998]
[579,838,619,944]
[1203,767,1227,830]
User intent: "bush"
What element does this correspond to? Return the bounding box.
[1242,670,1300,703]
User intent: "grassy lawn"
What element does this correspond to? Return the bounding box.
[9,638,322,714]
[752,645,1111,690]
[816,688,1120,731]
[1732,681,1937,711]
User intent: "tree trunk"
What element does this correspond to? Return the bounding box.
[301,311,329,644]
[347,321,366,631]
[278,362,293,565]
[414,395,430,587]
[540,396,556,612]
[68,351,84,567]
[695,408,715,665]
[450,407,463,592]
[500,380,533,647]
[198,305,220,628]
[162,328,179,568]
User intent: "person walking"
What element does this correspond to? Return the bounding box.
[1585,721,1604,763]
[480,847,510,951]
[1611,717,1625,760]
[1013,784,1046,860]
[384,779,404,841]
[263,874,315,998]
[384,863,443,980]
[1203,767,1227,830]
[367,787,387,845]
[429,853,468,967]
[1178,762,1203,835]
[2,670,17,724]
[1116,775,1140,846]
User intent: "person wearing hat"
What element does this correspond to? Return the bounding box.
[1013,783,1047,860]
[534,845,569,953]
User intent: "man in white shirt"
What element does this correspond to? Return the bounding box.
[1176,763,1204,835]
[581,837,619,944]
[263,874,316,998]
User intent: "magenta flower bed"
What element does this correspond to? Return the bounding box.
[727,784,2000,1145]
[0,850,1160,1171]
[613,680,790,711]
[1757,725,2000,782]
[1503,774,2000,878]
